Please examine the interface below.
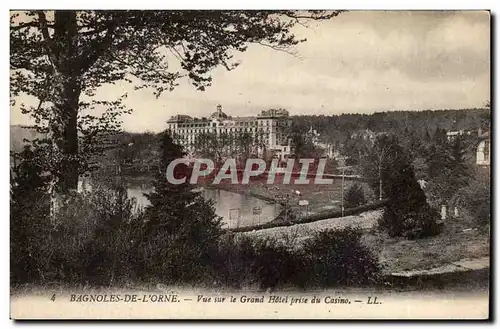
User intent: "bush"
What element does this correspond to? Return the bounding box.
[210,234,259,288]
[380,203,442,239]
[211,227,380,290]
[249,237,305,290]
[452,174,490,226]
[10,193,52,284]
[301,228,380,286]
[11,179,139,285]
[11,146,52,284]
[211,234,303,290]
[344,183,366,209]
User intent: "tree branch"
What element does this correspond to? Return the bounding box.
[253,41,301,59]
[77,25,116,73]
[283,11,344,21]
[11,21,54,30]
[37,11,57,64]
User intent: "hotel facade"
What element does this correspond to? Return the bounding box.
[166,105,293,160]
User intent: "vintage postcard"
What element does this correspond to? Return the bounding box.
[10,10,491,320]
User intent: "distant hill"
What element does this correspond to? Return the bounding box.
[291,108,490,143]
[10,107,490,172]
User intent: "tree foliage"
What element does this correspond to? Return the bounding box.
[10,10,341,194]
[344,183,366,209]
[291,108,489,165]
[362,135,441,239]
[425,135,473,207]
[452,169,490,225]
[290,129,321,158]
[137,132,224,282]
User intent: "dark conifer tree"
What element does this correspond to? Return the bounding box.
[365,135,440,238]
[137,131,223,282]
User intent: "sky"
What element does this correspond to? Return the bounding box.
[10,10,491,133]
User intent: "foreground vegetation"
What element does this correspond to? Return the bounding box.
[11,134,381,290]
[11,128,490,290]
[11,182,381,289]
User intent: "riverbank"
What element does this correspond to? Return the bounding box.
[96,174,372,218]
[202,178,374,216]
[204,183,277,203]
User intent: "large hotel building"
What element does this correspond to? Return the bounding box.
[166,105,293,160]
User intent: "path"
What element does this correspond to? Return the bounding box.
[390,256,490,277]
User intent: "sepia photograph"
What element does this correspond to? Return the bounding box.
[9,8,491,320]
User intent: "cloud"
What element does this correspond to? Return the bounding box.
[10,11,490,133]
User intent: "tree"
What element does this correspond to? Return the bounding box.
[452,169,490,225]
[344,183,366,209]
[233,131,254,164]
[10,146,52,283]
[342,136,365,166]
[290,130,321,159]
[448,135,471,181]
[10,10,341,213]
[363,134,440,239]
[192,131,231,166]
[137,132,224,282]
[360,133,393,201]
[426,135,472,208]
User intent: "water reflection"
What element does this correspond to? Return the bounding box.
[126,184,280,229]
[201,188,281,229]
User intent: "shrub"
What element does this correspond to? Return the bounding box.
[10,194,52,284]
[249,237,305,290]
[11,176,139,285]
[211,227,380,290]
[210,234,259,288]
[10,146,52,284]
[210,234,304,290]
[301,227,380,286]
[380,203,442,239]
[344,183,366,209]
[452,175,491,226]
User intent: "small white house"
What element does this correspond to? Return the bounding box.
[476,131,490,166]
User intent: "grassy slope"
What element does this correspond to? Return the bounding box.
[240,208,489,275]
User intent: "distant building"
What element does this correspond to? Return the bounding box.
[305,126,320,145]
[166,105,293,160]
[446,129,472,141]
[315,142,334,158]
[350,129,377,142]
[476,130,490,166]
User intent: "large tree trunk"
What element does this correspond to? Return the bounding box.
[51,72,81,193]
[48,11,81,219]
[48,72,81,220]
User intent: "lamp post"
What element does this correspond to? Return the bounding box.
[341,166,345,217]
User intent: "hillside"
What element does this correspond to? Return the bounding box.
[10,107,489,172]
[291,108,490,143]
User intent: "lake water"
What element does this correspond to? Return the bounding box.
[122,182,281,229]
